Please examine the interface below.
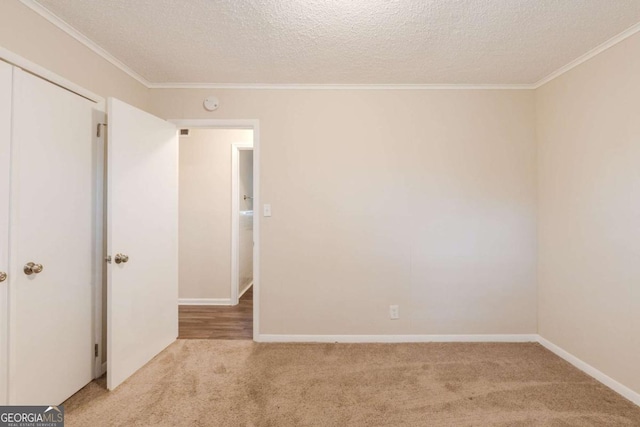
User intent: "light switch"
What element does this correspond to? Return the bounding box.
[263,204,272,217]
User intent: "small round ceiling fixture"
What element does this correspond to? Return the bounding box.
[203,96,220,111]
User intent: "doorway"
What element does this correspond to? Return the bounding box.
[173,121,259,340]
[232,143,254,305]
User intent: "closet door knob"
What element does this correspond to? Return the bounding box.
[24,262,44,275]
[0,272,6,282]
[114,254,129,264]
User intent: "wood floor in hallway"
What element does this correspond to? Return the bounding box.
[178,286,253,339]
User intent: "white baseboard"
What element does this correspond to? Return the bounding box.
[101,362,107,376]
[239,281,253,298]
[178,298,232,306]
[255,334,538,343]
[537,336,640,406]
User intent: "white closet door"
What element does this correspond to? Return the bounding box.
[0,61,12,406]
[9,69,95,405]
[107,98,178,390]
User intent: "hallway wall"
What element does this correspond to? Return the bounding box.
[179,129,253,301]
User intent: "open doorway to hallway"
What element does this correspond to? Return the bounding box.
[176,127,255,339]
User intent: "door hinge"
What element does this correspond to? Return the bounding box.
[94,343,99,358]
[105,255,112,264]
[97,123,107,138]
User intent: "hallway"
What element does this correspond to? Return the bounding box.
[178,287,253,339]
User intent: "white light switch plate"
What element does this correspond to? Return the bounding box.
[263,204,272,217]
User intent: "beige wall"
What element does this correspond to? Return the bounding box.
[179,129,253,300]
[152,89,538,335]
[536,32,640,394]
[0,1,148,109]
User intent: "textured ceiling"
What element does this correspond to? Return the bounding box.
[34,0,640,85]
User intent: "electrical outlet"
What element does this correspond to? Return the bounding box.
[389,305,399,320]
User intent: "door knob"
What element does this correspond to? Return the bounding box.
[24,262,44,275]
[114,254,129,264]
[0,272,6,282]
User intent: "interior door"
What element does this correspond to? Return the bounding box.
[107,98,178,390]
[9,68,95,405]
[0,60,12,406]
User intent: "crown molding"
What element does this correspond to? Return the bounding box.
[20,0,640,91]
[19,0,152,88]
[147,82,536,90]
[533,21,640,89]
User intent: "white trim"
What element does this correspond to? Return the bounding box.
[157,22,640,90]
[150,83,535,90]
[0,47,102,103]
[533,22,640,88]
[169,119,257,129]
[230,144,238,306]
[100,362,107,377]
[537,336,640,406]
[170,119,260,341]
[92,106,106,380]
[256,334,539,343]
[178,298,233,306]
[0,60,11,406]
[18,0,151,88]
[13,1,640,91]
[252,122,260,342]
[231,143,254,306]
[239,281,253,299]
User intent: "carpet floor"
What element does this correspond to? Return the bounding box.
[63,341,640,426]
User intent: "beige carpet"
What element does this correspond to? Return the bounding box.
[64,341,640,426]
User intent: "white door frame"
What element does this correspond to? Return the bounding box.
[0,47,103,104]
[0,60,13,405]
[170,119,260,340]
[231,143,254,305]
[92,106,106,379]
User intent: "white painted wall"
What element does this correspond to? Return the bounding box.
[153,89,538,335]
[239,150,254,294]
[179,129,253,300]
[536,31,640,395]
